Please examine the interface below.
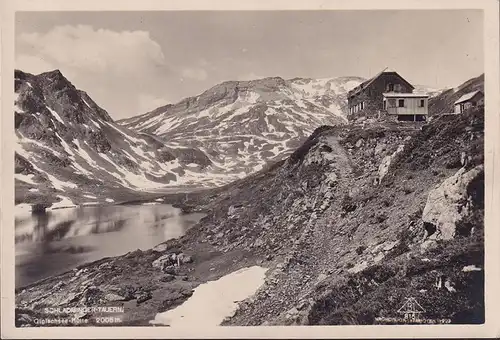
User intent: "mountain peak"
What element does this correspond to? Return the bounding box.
[38,69,65,78]
[35,69,76,92]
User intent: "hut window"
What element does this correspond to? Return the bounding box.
[419,99,425,107]
[388,83,394,92]
[398,99,405,107]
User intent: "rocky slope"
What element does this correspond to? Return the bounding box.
[15,108,484,326]
[118,76,364,178]
[429,74,484,115]
[14,70,219,209]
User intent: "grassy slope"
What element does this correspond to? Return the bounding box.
[307,110,485,324]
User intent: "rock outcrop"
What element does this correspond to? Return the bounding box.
[422,165,484,240]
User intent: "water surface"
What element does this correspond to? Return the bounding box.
[15,203,205,288]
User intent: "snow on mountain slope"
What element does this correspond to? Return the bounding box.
[14,69,221,207]
[119,76,364,178]
[413,84,448,97]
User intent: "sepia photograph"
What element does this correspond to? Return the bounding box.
[1,0,499,338]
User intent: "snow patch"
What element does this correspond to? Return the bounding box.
[82,98,92,109]
[462,265,482,272]
[15,173,37,185]
[46,107,65,124]
[151,266,268,326]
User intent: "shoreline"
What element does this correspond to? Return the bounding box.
[15,236,274,327]
[14,198,210,291]
[14,190,275,326]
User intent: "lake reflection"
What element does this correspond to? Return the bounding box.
[15,204,205,288]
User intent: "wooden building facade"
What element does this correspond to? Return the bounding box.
[383,93,429,121]
[347,68,428,121]
[454,90,484,114]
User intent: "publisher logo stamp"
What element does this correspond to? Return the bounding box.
[375,297,451,324]
[397,297,425,321]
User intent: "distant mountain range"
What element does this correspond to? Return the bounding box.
[14,70,217,207]
[118,76,365,178]
[14,68,478,207]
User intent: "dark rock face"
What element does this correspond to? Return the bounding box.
[86,131,112,153]
[15,153,35,175]
[15,69,113,151]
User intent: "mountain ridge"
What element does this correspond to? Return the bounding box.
[118,75,366,180]
[14,69,226,209]
[428,74,484,115]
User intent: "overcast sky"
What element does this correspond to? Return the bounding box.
[15,10,484,119]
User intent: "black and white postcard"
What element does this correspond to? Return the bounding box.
[1,0,499,338]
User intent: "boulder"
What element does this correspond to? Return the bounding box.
[152,254,172,268]
[152,243,169,253]
[177,253,193,264]
[377,144,404,182]
[422,165,483,240]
